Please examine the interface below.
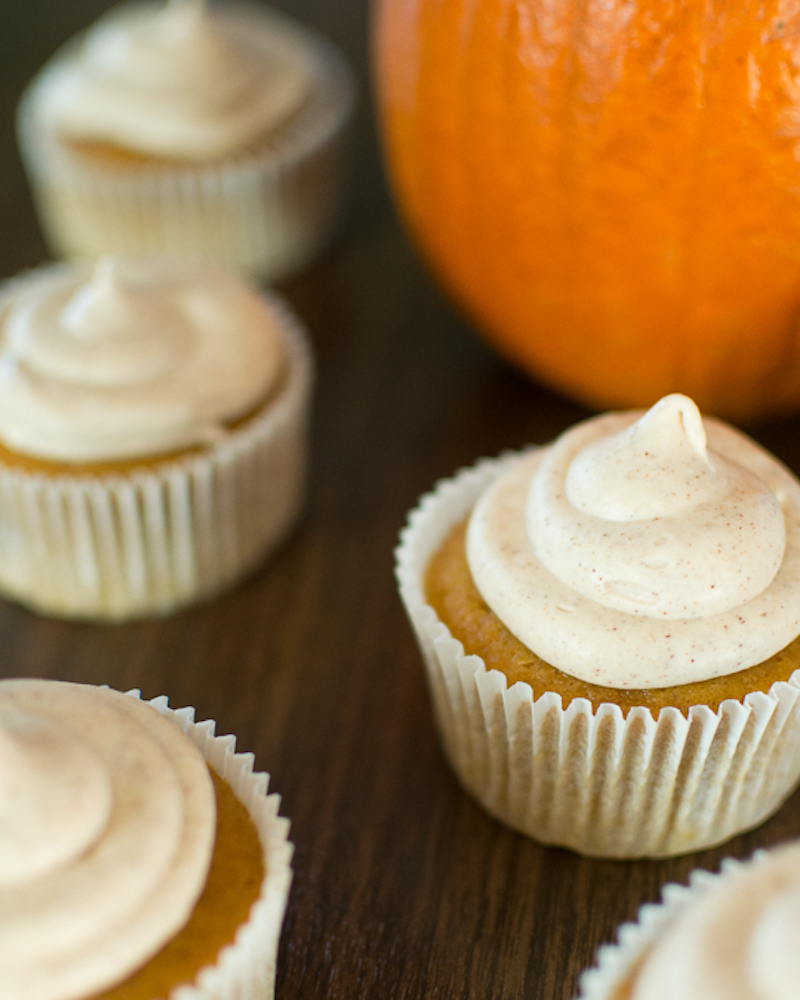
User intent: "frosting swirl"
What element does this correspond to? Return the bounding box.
[0,679,215,1000]
[467,395,800,688]
[31,0,315,160]
[0,257,284,462]
[629,843,800,1000]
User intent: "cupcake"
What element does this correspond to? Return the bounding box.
[577,841,800,1000]
[0,677,293,999]
[0,255,312,620]
[17,0,354,282]
[396,394,800,857]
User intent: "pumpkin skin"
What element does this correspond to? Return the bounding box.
[375,0,800,421]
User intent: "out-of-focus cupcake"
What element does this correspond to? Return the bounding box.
[17,0,354,282]
[0,677,293,1000]
[0,255,312,620]
[577,841,800,1000]
[396,394,800,857]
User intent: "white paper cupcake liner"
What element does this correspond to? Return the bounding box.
[17,9,354,283]
[136,691,293,1000]
[0,290,312,621]
[575,854,765,1000]
[396,454,800,857]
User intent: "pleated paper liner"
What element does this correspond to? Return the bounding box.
[138,691,293,1000]
[18,7,355,283]
[575,852,775,1000]
[0,289,312,621]
[396,453,800,858]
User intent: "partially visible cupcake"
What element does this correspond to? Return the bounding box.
[0,677,293,999]
[396,394,800,856]
[17,0,354,282]
[0,255,312,620]
[578,842,800,1000]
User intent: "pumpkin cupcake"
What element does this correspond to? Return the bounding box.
[396,394,800,856]
[0,677,293,1000]
[0,255,312,620]
[17,0,354,282]
[578,841,800,1000]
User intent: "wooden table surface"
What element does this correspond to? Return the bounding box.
[5,2,800,998]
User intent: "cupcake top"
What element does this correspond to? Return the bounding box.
[0,678,216,1000]
[622,842,800,1000]
[467,394,800,687]
[28,0,317,160]
[0,256,285,463]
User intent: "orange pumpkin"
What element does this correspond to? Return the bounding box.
[375,0,800,422]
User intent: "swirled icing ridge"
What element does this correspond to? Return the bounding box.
[0,257,283,462]
[467,395,800,688]
[29,0,316,160]
[0,679,216,1000]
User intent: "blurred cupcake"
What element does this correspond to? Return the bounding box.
[396,394,800,857]
[0,677,293,999]
[578,841,800,1000]
[17,0,354,282]
[0,255,312,620]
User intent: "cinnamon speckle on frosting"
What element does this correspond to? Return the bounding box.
[466,395,800,688]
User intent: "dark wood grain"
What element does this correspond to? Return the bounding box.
[4,3,800,999]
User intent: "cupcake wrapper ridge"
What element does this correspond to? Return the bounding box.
[134,691,293,1000]
[18,12,354,283]
[0,290,312,621]
[396,454,800,858]
[575,855,759,1000]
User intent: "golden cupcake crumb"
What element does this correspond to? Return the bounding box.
[98,768,264,1000]
[426,519,800,715]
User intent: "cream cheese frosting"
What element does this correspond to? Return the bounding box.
[30,0,315,160]
[0,679,216,1000]
[467,395,800,688]
[0,257,284,462]
[628,843,800,1000]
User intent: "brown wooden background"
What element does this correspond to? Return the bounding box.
[4,2,800,998]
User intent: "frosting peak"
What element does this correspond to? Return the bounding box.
[32,0,316,160]
[20,257,191,389]
[0,257,284,462]
[564,394,714,520]
[531,394,785,619]
[60,257,174,341]
[81,0,257,110]
[467,395,800,688]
